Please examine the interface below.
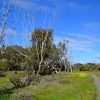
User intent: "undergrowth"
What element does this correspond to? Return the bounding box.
[0,71,98,100]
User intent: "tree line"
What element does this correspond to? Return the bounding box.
[74,63,100,71]
[0,28,72,75]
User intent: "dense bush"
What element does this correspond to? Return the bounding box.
[0,71,6,77]
[74,63,100,71]
[0,60,7,71]
[98,67,100,71]
[10,75,23,88]
[9,91,34,100]
[24,75,41,86]
[40,66,51,75]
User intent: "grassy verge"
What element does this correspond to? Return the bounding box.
[90,71,100,77]
[0,72,98,100]
[0,72,14,100]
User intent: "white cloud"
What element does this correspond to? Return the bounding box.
[61,31,100,45]
[0,28,16,35]
[68,2,81,8]
[85,22,100,29]
[61,31,93,40]
[48,0,85,12]
[74,48,93,52]
[54,36,94,53]
[14,0,40,10]
[54,36,64,45]
[6,0,46,11]
[67,38,93,48]
[0,0,91,15]
[96,54,100,59]
[0,0,92,13]
[66,1,91,12]
[58,31,100,54]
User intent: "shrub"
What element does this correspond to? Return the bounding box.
[98,67,100,71]
[10,75,23,88]
[0,60,7,71]
[9,91,35,100]
[20,92,34,100]
[58,79,71,84]
[21,71,33,78]
[0,71,6,77]
[42,76,56,82]
[40,67,51,75]
[24,75,41,86]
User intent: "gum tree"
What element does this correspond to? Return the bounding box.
[58,39,72,72]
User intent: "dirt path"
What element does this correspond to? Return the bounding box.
[90,74,100,100]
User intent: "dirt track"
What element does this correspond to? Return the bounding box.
[91,74,100,100]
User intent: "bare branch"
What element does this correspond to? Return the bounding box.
[0,0,16,47]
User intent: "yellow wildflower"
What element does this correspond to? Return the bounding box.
[79,73,87,78]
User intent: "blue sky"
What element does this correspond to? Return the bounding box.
[0,0,100,64]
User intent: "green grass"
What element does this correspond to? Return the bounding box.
[0,72,98,100]
[90,71,100,77]
[0,72,14,100]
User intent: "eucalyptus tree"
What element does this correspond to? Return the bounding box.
[58,39,72,72]
[48,44,63,72]
[0,0,59,74]
[9,8,59,74]
[26,28,54,74]
[4,46,25,71]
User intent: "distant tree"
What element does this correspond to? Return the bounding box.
[47,44,64,73]
[3,46,25,71]
[73,63,100,71]
[0,60,7,71]
[58,39,72,72]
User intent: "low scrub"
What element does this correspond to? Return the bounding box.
[9,91,35,100]
[0,72,98,100]
[24,75,41,86]
[10,75,23,88]
[0,71,6,77]
[58,79,71,84]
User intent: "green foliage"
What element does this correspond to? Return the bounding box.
[40,66,51,75]
[90,71,100,77]
[98,67,100,71]
[0,28,70,74]
[0,60,7,71]
[31,28,54,69]
[9,91,34,100]
[0,89,12,100]
[10,74,23,88]
[74,63,100,71]
[25,75,41,86]
[0,71,6,77]
[0,46,25,71]
[20,71,33,78]
[0,72,98,100]
[58,79,71,84]
[42,75,56,82]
